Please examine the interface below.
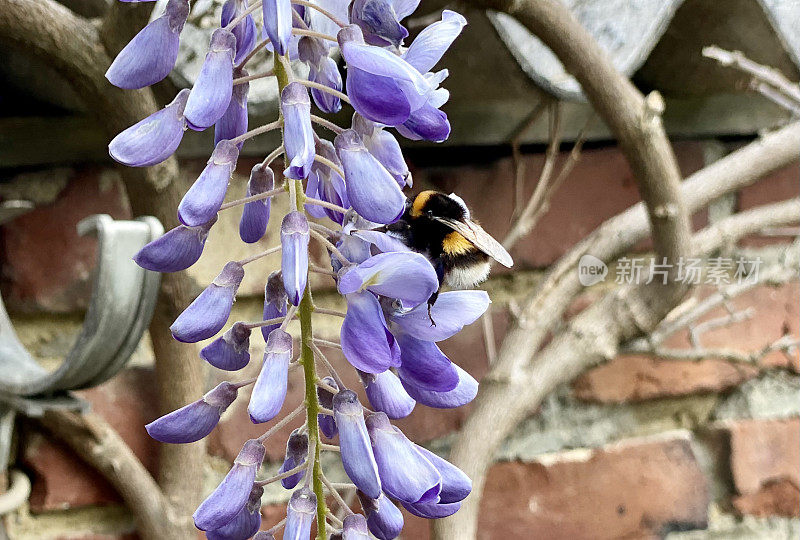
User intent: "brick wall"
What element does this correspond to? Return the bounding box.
[1,140,798,539]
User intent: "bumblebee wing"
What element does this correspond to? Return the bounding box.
[433,217,514,267]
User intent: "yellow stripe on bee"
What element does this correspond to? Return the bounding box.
[442,231,474,255]
[410,190,436,217]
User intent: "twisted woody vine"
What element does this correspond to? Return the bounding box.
[107,0,513,538]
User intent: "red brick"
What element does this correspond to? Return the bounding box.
[732,478,800,518]
[574,282,799,403]
[23,368,160,511]
[402,433,708,539]
[727,418,800,496]
[1,168,130,313]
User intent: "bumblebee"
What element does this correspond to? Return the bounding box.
[385,190,513,309]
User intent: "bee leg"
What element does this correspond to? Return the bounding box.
[427,291,439,327]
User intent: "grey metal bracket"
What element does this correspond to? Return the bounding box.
[0,214,162,398]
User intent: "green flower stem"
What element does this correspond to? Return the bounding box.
[275,52,328,540]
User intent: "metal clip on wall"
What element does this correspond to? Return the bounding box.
[0,213,162,518]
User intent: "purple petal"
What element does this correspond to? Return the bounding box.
[413,445,471,503]
[392,0,421,19]
[105,0,188,89]
[133,217,215,273]
[351,0,408,48]
[146,381,238,443]
[221,0,258,65]
[239,163,274,243]
[334,390,382,499]
[390,290,489,341]
[354,116,411,188]
[248,329,292,423]
[349,68,413,126]
[334,130,405,224]
[338,252,438,308]
[317,376,339,439]
[281,82,315,179]
[358,492,404,540]
[400,363,478,409]
[396,334,458,392]
[304,170,327,220]
[350,230,410,254]
[366,413,441,504]
[396,103,450,142]
[360,370,415,419]
[262,0,293,56]
[205,484,263,540]
[402,10,467,74]
[341,292,400,374]
[108,89,188,167]
[178,140,239,227]
[170,261,244,343]
[262,271,288,340]
[185,29,236,130]
[193,439,265,531]
[309,56,343,113]
[280,211,310,306]
[339,32,430,107]
[280,428,308,489]
[342,513,370,539]
[284,487,316,540]
[215,72,249,149]
[401,500,461,519]
[200,322,251,371]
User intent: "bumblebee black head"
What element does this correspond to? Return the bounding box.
[408,190,467,221]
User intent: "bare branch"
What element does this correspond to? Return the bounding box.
[38,411,190,540]
[703,45,800,114]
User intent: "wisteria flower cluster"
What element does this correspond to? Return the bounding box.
[109,0,483,538]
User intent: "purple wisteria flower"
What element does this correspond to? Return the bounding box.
[200,322,251,371]
[185,28,236,130]
[298,37,343,113]
[170,261,244,343]
[341,513,371,539]
[194,439,265,531]
[221,0,258,65]
[279,428,308,489]
[261,271,288,340]
[352,114,411,188]
[146,381,238,443]
[239,163,274,243]
[262,0,292,56]
[110,1,482,537]
[216,69,249,149]
[360,369,415,419]
[334,129,405,224]
[106,0,189,89]
[357,491,404,540]
[366,412,441,504]
[284,487,317,539]
[350,0,408,48]
[281,211,310,305]
[178,139,239,227]
[281,82,316,180]
[334,390,382,499]
[109,89,189,167]
[317,376,339,439]
[206,484,263,540]
[249,329,292,423]
[304,136,349,223]
[414,445,472,503]
[133,216,215,273]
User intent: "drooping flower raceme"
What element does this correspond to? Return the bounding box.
[113,2,487,538]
